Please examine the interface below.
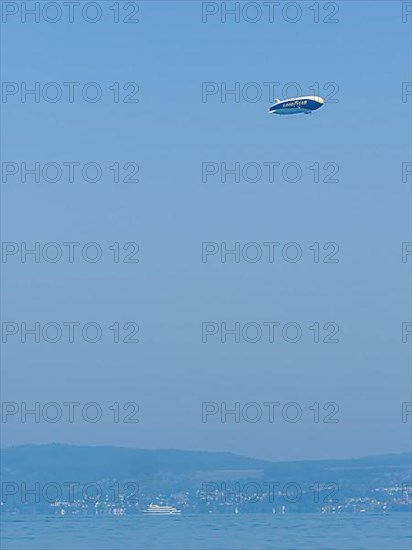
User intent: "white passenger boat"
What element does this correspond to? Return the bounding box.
[143,504,181,515]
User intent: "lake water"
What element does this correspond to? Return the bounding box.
[1,513,411,549]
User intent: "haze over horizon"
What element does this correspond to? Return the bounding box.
[2,442,412,465]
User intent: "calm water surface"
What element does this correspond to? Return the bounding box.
[1,513,411,550]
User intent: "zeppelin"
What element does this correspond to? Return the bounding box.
[268,96,324,115]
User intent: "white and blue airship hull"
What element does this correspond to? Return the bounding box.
[268,96,324,115]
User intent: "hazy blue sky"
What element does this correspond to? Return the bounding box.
[1,1,411,461]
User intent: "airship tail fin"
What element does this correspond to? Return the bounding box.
[272,98,280,104]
